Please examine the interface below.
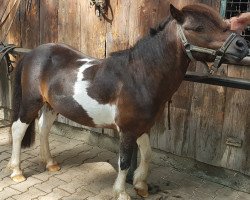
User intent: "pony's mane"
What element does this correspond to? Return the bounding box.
[150,16,173,36]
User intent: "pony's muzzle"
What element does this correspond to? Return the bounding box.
[225,35,249,62]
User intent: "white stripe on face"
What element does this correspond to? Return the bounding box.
[73,58,117,127]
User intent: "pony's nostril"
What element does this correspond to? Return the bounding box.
[236,40,244,48]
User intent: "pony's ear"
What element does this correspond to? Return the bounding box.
[170,4,184,23]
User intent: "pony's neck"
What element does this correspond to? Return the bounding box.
[129,19,191,106]
[130,19,190,76]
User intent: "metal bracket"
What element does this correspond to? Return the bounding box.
[90,0,107,18]
[226,137,242,148]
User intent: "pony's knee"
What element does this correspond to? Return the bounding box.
[38,106,57,132]
[136,133,151,162]
[11,119,29,139]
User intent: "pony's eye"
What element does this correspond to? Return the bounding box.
[195,26,204,32]
[223,28,229,32]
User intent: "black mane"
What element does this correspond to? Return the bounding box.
[150,16,173,36]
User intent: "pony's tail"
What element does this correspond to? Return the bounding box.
[12,58,35,148]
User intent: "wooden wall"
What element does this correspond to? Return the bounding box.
[4,0,250,176]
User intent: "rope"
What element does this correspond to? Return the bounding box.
[0,43,17,75]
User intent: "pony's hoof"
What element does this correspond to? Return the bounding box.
[117,192,131,200]
[134,181,149,197]
[11,175,26,182]
[136,188,149,198]
[47,164,61,172]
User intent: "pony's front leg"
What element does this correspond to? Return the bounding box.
[8,119,29,182]
[113,132,136,200]
[38,106,60,172]
[133,133,152,198]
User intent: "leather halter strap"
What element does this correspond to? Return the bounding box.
[177,24,237,69]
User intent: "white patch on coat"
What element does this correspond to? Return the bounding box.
[133,133,152,190]
[73,58,117,127]
[9,119,29,176]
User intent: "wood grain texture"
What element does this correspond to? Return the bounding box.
[58,0,81,49]
[220,65,250,175]
[40,0,58,43]
[80,0,107,58]
[106,0,131,54]
[19,0,40,48]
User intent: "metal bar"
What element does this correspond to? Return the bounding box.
[12,47,31,54]
[220,0,228,17]
[184,71,250,90]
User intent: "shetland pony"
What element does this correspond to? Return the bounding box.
[8,4,248,199]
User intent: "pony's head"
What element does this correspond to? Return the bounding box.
[170,3,249,64]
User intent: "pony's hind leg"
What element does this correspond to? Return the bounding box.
[113,132,136,200]
[133,133,152,198]
[8,120,29,182]
[38,105,59,172]
[8,101,43,182]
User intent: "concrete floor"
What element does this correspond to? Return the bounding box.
[1,126,250,200]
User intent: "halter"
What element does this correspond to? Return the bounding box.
[177,24,238,72]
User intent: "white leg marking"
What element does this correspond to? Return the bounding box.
[9,119,29,177]
[133,133,152,192]
[114,169,128,194]
[114,169,131,200]
[113,157,131,200]
[38,106,57,168]
[73,59,117,126]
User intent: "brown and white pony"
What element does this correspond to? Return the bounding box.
[8,4,248,200]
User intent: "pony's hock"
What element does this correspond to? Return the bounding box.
[5,3,250,200]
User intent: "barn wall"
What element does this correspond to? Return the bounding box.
[4,0,250,176]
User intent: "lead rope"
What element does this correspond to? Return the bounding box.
[167,100,172,130]
[0,43,17,76]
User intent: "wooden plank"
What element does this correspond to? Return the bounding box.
[58,0,81,49]
[80,0,106,57]
[220,65,250,175]
[0,0,21,42]
[105,0,131,54]
[19,0,40,48]
[40,0,58,43]
[0,0,9,22]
